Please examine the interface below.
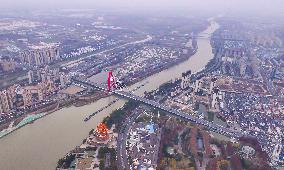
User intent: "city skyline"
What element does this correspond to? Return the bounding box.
[0,2,283,170]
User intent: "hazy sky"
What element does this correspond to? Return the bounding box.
[1,0,284,17]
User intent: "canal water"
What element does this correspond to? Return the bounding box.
[0,20,219,170]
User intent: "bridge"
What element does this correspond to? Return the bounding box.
[72,78,245,138]
[189,34,247,42]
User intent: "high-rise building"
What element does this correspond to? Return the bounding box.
[22,88,32,107]
[181,70,191,89]
[209,77,217,94]
[6,84,18,109]
[27,70,34,84]
[0,102,3,114]
[0,58,16,72]
[59,73,66,87]
[46,74,51,81]
[0,90,11,113]
[40,72,47,82]
[22,80,55,107]
[211,88,220,109]
[194,80,201,92]
[52,68,60,79]
[20,47,60,66]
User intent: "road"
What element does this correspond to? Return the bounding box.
[117,110,141,170]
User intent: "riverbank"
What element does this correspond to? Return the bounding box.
[73,92,110,107]
[0,90,110,139]
[56,100,139,169]
[0,46,197,139]
[125,48,197,87]
[0,103,60,138]
[0,19,219,170]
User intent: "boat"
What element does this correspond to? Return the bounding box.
[83,99,119,122]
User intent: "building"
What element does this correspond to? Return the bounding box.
[6,84,18,109]
[29,65,63,84]
[20,47,59,66]
[181,70,191,89]
[0,90,11,113]
[22,80,55,107]
[211,88,222,109]
[27,70,34,84]
[0,84,18,113]
[0,101,3,114]
[59,72,69,88]
[195,80,201,92]
[126,122,161,169]
[209,77,217,94]
[22,88,32,107]
[59,73,65,87]
[95,123,109,141]
[0,58,16,72]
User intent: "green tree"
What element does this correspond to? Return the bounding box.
[99,159,105,170]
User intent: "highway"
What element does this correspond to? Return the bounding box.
[73,78,245,138]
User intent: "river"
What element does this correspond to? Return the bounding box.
[0,20,219,170]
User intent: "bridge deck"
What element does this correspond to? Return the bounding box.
[73,78,245,138]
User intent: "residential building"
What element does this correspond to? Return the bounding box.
[0,58,16,72]
[20,47,59,66]
[22,80,55,107]
[28,70,34,84]
[181,70,191,89]
[0,90,11,113]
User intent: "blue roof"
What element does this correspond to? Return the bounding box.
[145,124,155,133]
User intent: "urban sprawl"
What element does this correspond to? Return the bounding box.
[0,10,283,170]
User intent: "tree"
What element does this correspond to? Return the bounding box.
[98,147,108,159]
[231,155,242,170]
[89,129,94,135]
[99,159,105,170]
[56,154,75,169]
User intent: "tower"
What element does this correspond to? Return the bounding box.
[107,71,117,91]
[95,123,109,141]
